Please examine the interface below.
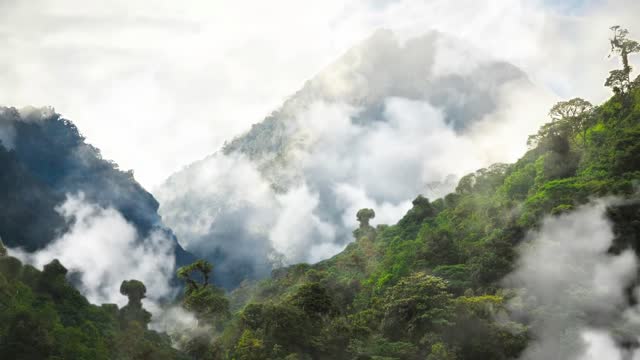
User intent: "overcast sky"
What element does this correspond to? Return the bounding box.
[1,0,638,188]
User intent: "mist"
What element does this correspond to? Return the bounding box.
[10,193,178,306]
[157,30,556,286]
[505,199,640,360]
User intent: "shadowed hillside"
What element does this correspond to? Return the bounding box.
[0,106,194,272]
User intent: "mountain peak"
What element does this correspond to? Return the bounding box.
[157,28,537,289]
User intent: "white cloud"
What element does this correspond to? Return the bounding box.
[580,330,626,360]
[159,79,552,272]
[292,89,551,226]
[504,199,640,360]
[146,304,207,348]
[156,152,275,251]
[155,20,557,270]
[269,184,336,263]
[10,193,177,306]
[333,183,413,230]
[157,153,341,268]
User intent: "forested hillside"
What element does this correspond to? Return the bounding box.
[190,29,640,359]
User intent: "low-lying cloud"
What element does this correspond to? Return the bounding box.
[11,193,177,306]
[158,71,553,287]
[156,28,558,289]
[505,199,640,360]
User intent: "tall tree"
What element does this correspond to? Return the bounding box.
[177,260,229,359]
[548,98,593,121]
[549,98,594,147]
[528,98,594,149]
[177,260,229,326]
[177,259,213,291]
[606,26,640,94]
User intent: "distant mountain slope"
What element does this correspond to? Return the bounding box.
[0,106,193,277]
[157,29,546,289]
[222,29,524,160]
[218,29,529,194]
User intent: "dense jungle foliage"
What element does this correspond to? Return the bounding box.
[0,246,188,360]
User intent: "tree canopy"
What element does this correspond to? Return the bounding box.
[356,208,376,228]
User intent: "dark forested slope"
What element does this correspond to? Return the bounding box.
[0,107,193,264]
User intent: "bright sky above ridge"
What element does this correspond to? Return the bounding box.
[1,0,638,188]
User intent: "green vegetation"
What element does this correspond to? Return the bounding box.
[175,259,230,359]
[606,25,640,95]
[0,246,187,359]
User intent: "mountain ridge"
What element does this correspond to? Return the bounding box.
[0,106,195,293]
